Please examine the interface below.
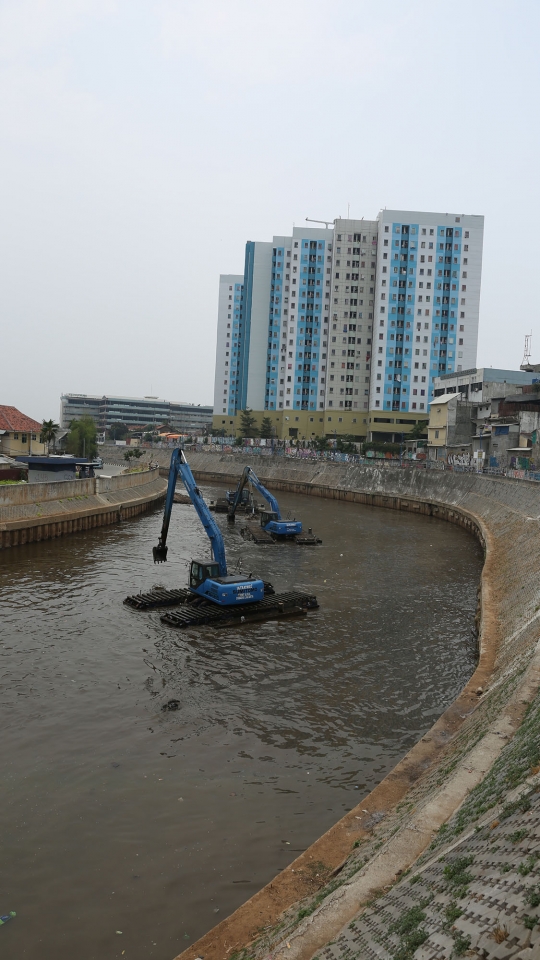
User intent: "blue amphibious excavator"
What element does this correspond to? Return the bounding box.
[227,466,302,537]
[227,465,321,544]
[152,449,264,605]
[123,449,319,627]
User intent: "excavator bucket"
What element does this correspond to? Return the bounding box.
[152,543,168,563]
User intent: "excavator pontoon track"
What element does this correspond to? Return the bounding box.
[241,520,322,545]
[124,580,276,612]
[123,587,318,628]
[159,591,318,630]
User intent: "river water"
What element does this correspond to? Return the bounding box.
[0,483,483,960]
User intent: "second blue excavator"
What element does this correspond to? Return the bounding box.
[227,465,301,537]
[227,466,321,544]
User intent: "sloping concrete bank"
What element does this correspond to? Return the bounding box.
[168,453,540,960]
[0,468,166,548]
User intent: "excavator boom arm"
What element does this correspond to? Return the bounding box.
[153,449,228,575]
[227,465,251,521]
[228,465,281,521]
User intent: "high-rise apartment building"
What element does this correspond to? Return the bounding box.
[369,210,483,439]
[214,227,333,437]
[213,209,484,441]
[326,218,379,424]
[214,274,244,417]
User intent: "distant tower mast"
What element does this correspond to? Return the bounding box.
[522,332,532,366]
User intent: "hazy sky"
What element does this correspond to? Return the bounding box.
[2,0,539,421]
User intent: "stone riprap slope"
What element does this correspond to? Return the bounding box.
[313,686,540,960]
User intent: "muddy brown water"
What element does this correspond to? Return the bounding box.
[0,483,483,960]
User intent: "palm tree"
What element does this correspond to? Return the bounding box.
[41,419,60,454]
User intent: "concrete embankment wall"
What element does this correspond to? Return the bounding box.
[166,453,540,960]
[0,468,166,548]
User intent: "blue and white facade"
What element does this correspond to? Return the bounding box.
[213,227,332,418]
[213,209,484,437]
[371,210,484,418]
[267,228,332,412]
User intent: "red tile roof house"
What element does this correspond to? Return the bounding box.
[0,406,46,457]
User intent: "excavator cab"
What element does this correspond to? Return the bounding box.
[260,510,279,528]
[189,561,220,590]
[188,560,264,605]
[260,510,303,538]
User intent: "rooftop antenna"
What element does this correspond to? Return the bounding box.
[522,331,532,366]
[305,217,334,229]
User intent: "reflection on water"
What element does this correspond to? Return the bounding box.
[0,484,483,960]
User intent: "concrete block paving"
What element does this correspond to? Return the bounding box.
[313,790,540,959]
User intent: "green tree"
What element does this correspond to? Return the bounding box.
[239,408,257,438]
[313,435,329,451]
[41,419,59,452]
[143,432,153,442]
[66,416,97,459]
[108,422,129,441]
[260,416,274,439]
[336,434,357,454]
[408,420,429,440]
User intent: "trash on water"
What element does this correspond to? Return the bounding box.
[162,699,180,711]
[0,912,16,925]
[116,930,122,934]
